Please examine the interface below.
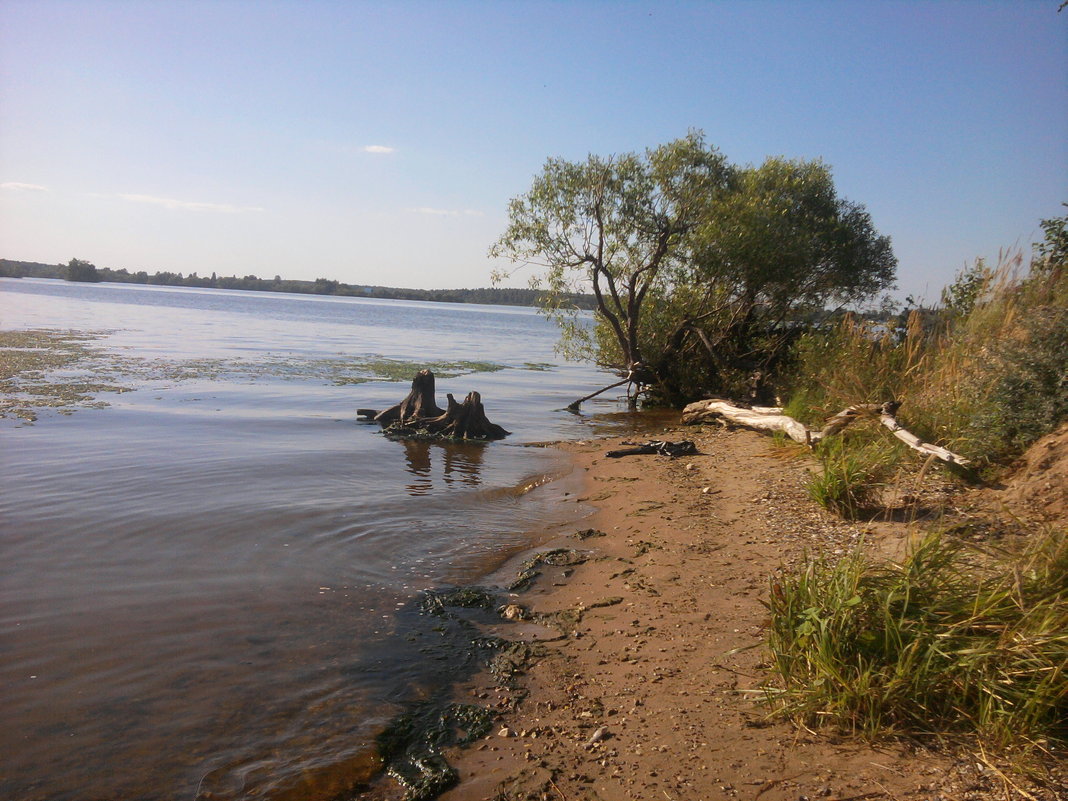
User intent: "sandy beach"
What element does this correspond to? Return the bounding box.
[432,423,1065,801]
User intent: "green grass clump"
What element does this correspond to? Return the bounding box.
[765,529,1068,750]
[805,438,894,518]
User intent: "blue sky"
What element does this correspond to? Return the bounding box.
[1,1,1065,300]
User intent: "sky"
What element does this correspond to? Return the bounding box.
[1,0,1065,301]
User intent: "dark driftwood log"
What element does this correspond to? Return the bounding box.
[373,369,445,426]
[364,370,509,440]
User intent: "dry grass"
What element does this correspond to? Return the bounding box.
[788,248,1067,474]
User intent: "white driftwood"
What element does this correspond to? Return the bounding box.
[681,398,970,467]
[878,412,970,466]
[682,399,813,445]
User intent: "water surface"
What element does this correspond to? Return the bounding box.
[0,279,638,800]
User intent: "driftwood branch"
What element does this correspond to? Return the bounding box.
[877,409,969,466]
[682,399,812,445]
[566,377,631,411]
[682,398,970,467]
[567,363,656,411]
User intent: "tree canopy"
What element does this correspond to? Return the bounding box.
[64,258,101,283]
[491,131,734,374]
[492,134,897,404]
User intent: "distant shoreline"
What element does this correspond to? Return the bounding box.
[0,259,598,310]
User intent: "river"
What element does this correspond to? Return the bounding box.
[0,278,637,800]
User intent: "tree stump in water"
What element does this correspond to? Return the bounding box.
[373,369,445,426]
[361,370,510,441]
[423,391,509,440]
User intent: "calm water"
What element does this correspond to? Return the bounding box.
[0,279,637,800]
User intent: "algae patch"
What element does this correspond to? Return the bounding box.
[373,585,519,800]
[0,328,530,423]
[328,358,506,385]
[507,548,588,591]
[376,702,494,800]
[0,329,133,421]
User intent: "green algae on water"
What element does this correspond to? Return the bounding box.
[0,328,524,423]
[0,329,133,421]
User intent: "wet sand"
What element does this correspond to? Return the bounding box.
[433,424,1064,801]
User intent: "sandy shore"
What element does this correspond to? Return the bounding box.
[430,424,1063,801]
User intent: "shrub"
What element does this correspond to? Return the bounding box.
[785,218,1068,472]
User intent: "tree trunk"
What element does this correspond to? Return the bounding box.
[682,399,812,444]
[365,371,509,440]
[682,398,970,467]
[373,369,445,425]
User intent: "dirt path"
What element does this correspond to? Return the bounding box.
[434,426,1063,801]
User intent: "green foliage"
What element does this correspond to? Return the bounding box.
[0,259,30,278]
[765,529,1068,749]
[1033,203,1067,271]
[940,258,992,315]
[492,135,896,404]
[491,130,734,373]
[64,258,101,283]
[978,305,1068,455]
[690,157,896,314]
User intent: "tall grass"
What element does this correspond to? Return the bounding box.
[786,245,1068,472]
[765,529,1068,750]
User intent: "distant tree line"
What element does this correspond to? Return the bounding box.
[0,258,597,310]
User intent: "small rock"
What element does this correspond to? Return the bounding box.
[584,726,608,747]
[498,727,512,737]
[498,603,528,621]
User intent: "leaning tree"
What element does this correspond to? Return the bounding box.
[491,131,734,404]
[493,135,897,406]
[653,156,898,402]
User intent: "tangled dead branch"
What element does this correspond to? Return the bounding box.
[682,399,969,467]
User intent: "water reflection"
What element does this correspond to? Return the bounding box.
[400,439,486,495]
